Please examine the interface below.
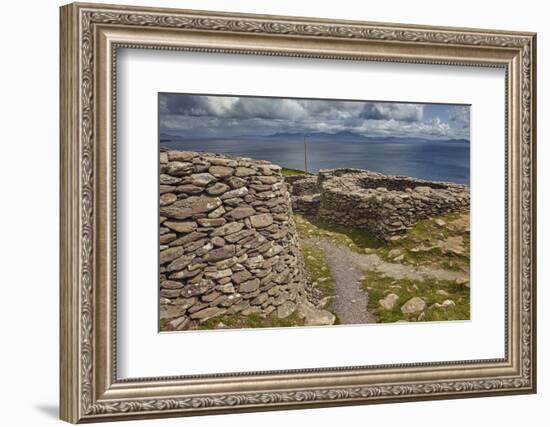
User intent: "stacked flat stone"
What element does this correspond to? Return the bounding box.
[285,175,321,217]
[159,150,308,330]
[287,168,470,241]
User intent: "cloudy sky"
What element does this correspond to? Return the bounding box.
[159,93,470,140]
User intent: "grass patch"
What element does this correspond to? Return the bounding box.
[301,241,335,298]
[282,167,309,176]
[295,211,470,273]
[294,214,383,253]
[361,270,470,323]
[196,311,305,330]
[376,212,470,272]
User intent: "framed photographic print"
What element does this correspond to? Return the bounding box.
[60,2,537,423]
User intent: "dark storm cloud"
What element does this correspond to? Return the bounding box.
[360,103,423,122]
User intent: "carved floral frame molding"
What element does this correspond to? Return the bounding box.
[60,2,536,423]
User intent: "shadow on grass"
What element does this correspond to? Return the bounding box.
[297,215,385,250]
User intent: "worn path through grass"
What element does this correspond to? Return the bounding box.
[306,236,376,324]
[295,213,470,323]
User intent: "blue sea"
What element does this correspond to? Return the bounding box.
[162,136,470,185]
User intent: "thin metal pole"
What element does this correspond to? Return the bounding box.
[303,135,308,173]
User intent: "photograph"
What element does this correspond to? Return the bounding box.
[158,94,471,331]
[57,2,536,422]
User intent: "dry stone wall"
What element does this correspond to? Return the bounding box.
[159,150,308,330]
[288,169,470,241]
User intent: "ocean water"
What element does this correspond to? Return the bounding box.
[162,137,470,185]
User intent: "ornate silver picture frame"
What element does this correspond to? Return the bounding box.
[60,2,536,423]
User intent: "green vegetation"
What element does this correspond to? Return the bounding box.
[361,270,470,323]
[301,241,335,298]
[376,212,470,272]
[294,214,383,252]
[282,167,309,176]
[295,212,470,273]
[197,311,304,330]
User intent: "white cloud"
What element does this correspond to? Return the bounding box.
[160,94,469,140]
[448,105,470,128]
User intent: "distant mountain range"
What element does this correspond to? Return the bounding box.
[265,131,469,144]
[160,130,469,144]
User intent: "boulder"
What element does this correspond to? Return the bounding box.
[400,297,426,314]
[379,293,399,310]
[276,301,296,319]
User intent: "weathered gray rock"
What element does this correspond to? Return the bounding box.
[161,280,184,289]
[250,213,273,228]
[400,297,426,314]
[203,245,236,262]
[181,280,215,298]
[205,156,237,167]
[256,176,279,184]
[235,167,255,177]
[175,184,203,195]
[190,307,227,321]
[164,221,197,233]
[160,289,182,298]
[160,247,183,265]
[221,187,248,200]
[239,278,260,293]
[164,161,194,177]
[159,233,177,244]
[169,231,206,247]
[232,269,252,284]
[224,229,255,243]
[166,253,196,272]
[160,174,181,185]
[190,173,216,186]
[188,196,222,214]
[165,316,192,331]
[206,182,230,196]
[160,185,176,195]
[159,205,193,220]
[379,293,399,310]
[208,205,226,218]
[245,255,264,269]
[251,292,269,306]
[204,268,232,280]
[227,176,247,188]
[276,301,296,319]
[197,218,226,227]
[432,299,456,309]
[210,222,245,237]
[208,165,234,178]
[168,151,195,162]
[227,206,256,219]
[296,302,335,326]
